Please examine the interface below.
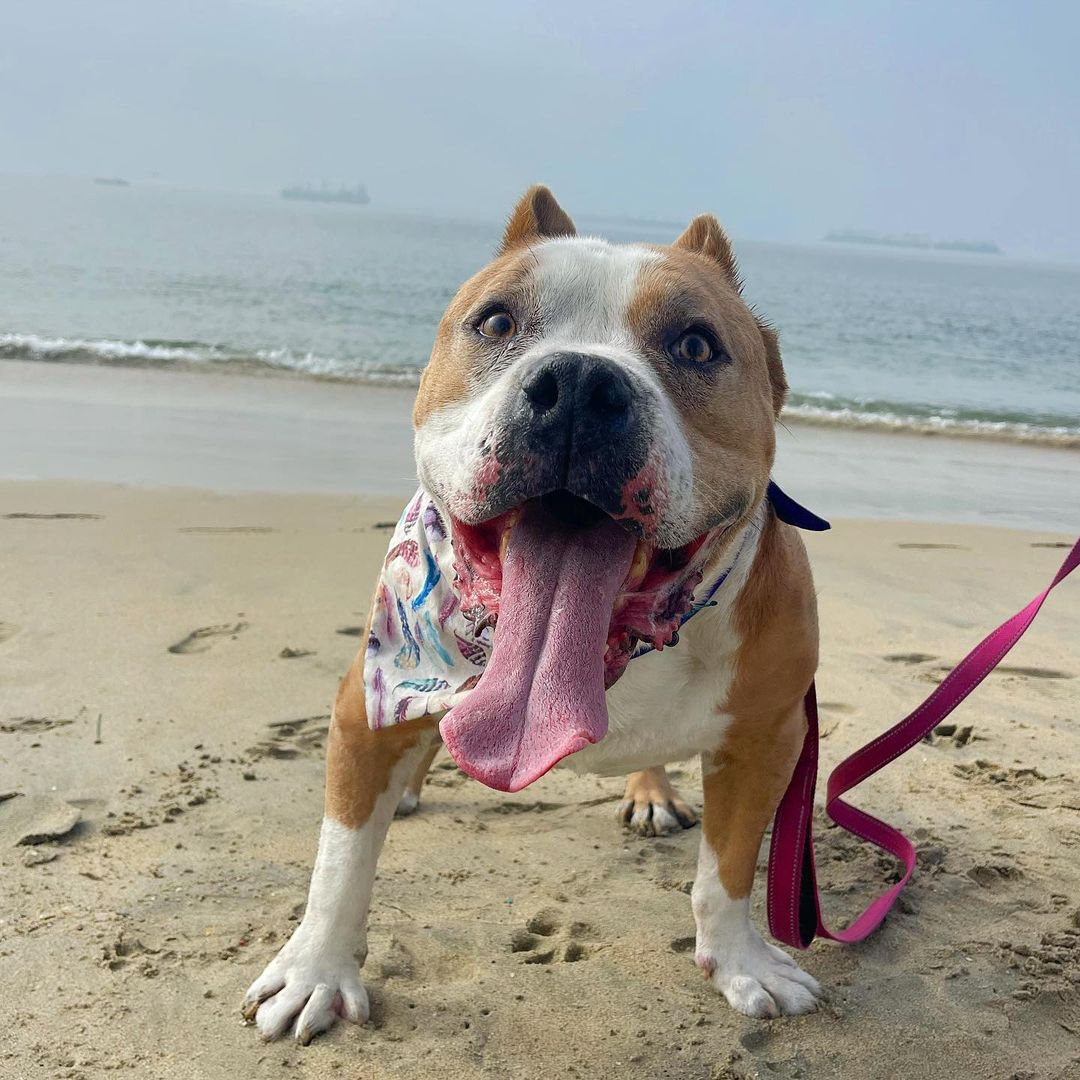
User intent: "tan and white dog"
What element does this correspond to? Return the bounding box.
[243,186,822,1044]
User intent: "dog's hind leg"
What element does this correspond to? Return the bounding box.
[617,765,698,835]
[395,739,442,816]
[691,701,822,1018]
[242,653,437,1044]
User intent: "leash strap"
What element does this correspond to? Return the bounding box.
[767,536,1080,949]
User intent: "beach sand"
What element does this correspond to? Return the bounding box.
[1,364,1079,1079]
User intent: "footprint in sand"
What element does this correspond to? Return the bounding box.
[2,512,102,520]
[0,716,75,734]
[246,714,330,760]
[0,622,18,645]
[932,662,1071,681]
[884,652,939,665]
[967,863,1023,888]
[167,622,248,655]
[896,543,968,550]
[512,910,594,964]
[483,800,567,815]
[179,526,277,534]
[994,664,1072,680]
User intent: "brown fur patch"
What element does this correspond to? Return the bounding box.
[700,701,806,898]
[757,321,788,416]
[412,252,538,428]
[325,637,438,829]
[626,248,780,535]
[699,512,818,898]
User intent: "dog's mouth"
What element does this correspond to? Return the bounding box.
[439,490,718,793]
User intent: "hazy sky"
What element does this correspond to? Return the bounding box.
[3,1,1078,258]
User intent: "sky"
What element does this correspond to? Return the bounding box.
[2,1,1078,259]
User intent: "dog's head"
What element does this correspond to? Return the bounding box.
[414,186,787,790]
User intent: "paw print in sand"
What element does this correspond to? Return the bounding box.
[510,909,594,964]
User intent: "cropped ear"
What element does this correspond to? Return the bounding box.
[757,319,788,417]
[674,214,742,293]
[499,185,576,254]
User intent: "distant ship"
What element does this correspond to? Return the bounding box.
[824,228,1001,255]
[280,182,370,206]
[94,177,130,187]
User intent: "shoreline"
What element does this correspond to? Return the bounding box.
[1,358,1077,533]
[4,348,1078,451]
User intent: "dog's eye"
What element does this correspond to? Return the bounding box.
[477,311,517,340]
[669,330,716,365]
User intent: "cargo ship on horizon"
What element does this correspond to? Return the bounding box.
[281,182,370,206]
[824,228,1001,255]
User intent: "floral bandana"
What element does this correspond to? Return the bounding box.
[364,491,490,729]
[364,484,828,731]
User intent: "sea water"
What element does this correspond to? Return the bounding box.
[2,173,1077,446]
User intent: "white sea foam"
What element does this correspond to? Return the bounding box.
[783,401,1080,447]
[2,331,1077,448]
[0,332,225,364]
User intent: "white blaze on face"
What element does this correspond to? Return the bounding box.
[527,237,659,345]
[415,236,696,532]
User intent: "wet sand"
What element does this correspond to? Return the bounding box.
[2,358,1079,531]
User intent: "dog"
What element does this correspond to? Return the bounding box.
[243,186,822,1044]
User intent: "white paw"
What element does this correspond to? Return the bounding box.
[395,789,419,817]
[697,931,821,1018]
[242,924,369,1044]
[618,795,697,836]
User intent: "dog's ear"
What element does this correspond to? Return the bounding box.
[758,319,788,417]
[674,214,742,293]
[500,185,576,254]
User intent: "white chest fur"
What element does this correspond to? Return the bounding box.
[563,513,762,777]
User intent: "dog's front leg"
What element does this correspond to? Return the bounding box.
[243,658,436,1043]
[692,702,822,1018]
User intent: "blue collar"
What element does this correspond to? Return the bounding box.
[767,480,830,532]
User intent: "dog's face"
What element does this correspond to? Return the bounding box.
[413,187,788,789]
[414,186,785,547]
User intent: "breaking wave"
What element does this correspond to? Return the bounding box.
[4,331,1078,448]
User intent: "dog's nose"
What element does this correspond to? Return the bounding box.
[521,353,634,448]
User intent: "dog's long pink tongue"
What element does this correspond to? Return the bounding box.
[440,506,636,792]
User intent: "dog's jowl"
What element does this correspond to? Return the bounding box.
[243,186,822,1044]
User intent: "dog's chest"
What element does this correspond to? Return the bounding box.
[563,586,745,777]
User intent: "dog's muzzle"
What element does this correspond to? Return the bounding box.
[482,352,652,520]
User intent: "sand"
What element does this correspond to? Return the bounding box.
[1,364,1079,1079]
[3,358,1079,531]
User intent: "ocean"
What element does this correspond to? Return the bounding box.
[2,173,1078,447]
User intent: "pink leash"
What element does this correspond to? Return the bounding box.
[767,536,1080,949]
